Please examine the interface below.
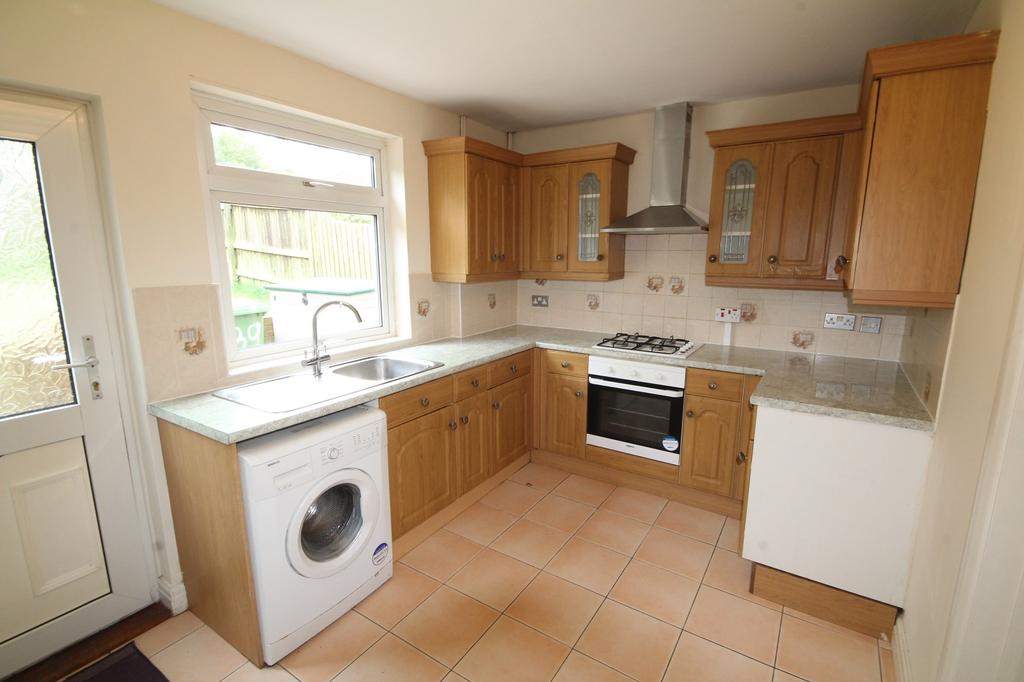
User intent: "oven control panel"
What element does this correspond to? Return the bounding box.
[588,356,686,389]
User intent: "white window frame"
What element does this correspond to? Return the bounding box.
[193,92,394,368]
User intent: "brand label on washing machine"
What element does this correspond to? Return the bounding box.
[372,542,390,566]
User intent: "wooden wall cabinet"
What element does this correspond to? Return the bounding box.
[705,116,862,290]
[838,32,997,308]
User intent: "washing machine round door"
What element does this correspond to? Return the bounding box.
[286,468,380,579]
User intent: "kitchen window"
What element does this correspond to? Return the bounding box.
[194,93,392,366]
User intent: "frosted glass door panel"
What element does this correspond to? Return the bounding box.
[0,139,74,419]
[720,159,756,264]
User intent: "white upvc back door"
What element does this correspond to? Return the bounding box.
[0,92,152,676]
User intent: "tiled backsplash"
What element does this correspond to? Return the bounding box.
[900,308,954,417]
[516,234,909,360]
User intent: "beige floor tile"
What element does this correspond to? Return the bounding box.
[454,616,570,682]
[509,462,570,490]
[444,673,471,682]
[222,662,296,681]
[703,548,781,611]
[505,572,603,645]
[524,493,594,533]
[684,587,781,666]
[491,518,570,568]
[783,606,883,642]
[656,501,726,544]
[552,474,616,507]
[576,600,680,682]
[393,585,499,666]
[773,671,806,682]
[575,509,651,555]
[134,610,204,657]
[150,625,247,682]
[445,502,519,545]
[664,632,773,682]
[280,610,385,682]
[354,563,440,628]
[718,517,741,552]
[609,559,699,627]
[480,480,546,515]
[553,651,632,681]
[600,487,667,524]
[546,537,630,594]
[635,526,714,580]
[447,547,538,610]
[776,614,881,682]
[335,633,447,682]
[400,530,483,581]
[880,647,897,682]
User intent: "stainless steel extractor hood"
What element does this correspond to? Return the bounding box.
[602,102,709,235]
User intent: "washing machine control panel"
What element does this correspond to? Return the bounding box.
[317,423,383,471]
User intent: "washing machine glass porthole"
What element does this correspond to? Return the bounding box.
[300,483,363,562]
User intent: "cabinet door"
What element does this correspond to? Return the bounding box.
[387,406,457,537]
[527,164,569,272]
[466,154,494,275]
[567,160,612,273]
[761,136,840,278]
[706,144,772,277]
[542,373,587,458]
[491,375,531,471]
[680,395,740,496]
[492,161,520,274]
[455,394,492,495]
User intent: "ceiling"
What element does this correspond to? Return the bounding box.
[157,0,981,131]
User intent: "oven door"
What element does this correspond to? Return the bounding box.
[586,376,685,465]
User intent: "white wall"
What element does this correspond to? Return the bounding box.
[511,86,909,360]
[899,2,1024,679]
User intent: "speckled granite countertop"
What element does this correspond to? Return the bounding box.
[148,325,933,444]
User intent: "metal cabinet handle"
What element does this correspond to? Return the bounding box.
[736,451,748,464]
[834,255,849,274]
[560,360,570,368]
[708,382,718,390]
[490,253,498,261]
[449,420,458,431]
[420,397,430,407]
[510,364,518,373]
[555,254,564,261]
[499,253,507,261]
[492,401,501,410]
[574,391,584,399]
[596,254,605,262]
[460,415,470,425]
[767,254,778,272]
[686,410,695,418]
[708,254,718,263]
[470,378,480,388]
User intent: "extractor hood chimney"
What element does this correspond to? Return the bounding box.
[602,102,709,235]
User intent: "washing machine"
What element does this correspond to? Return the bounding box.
[238,405,392,665]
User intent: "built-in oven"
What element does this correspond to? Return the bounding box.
[586,356,686,465]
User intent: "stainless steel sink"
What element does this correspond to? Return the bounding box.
[214,356,443,413]
[331,356,440,382]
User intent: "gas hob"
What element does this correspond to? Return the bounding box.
[593,333,701,357]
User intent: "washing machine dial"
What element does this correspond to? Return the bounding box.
[327,446,341,460]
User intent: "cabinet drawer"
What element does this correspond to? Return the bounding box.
[454,366,489,401]
[487,351,532,388]
[686,369,744,401]
[379,376,454,427]
[543,350,588,377]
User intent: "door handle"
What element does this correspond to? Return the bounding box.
[560,360,570,368]
[51,356,97,370]
[50,335,103,400]
[510,364,518,374]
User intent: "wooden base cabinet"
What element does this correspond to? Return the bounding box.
[542,372,587,457]
[680,395,740,497]
[386,405,458,538]
[491,374,532,471]
[455,392,492,494]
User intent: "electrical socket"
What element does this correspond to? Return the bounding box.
[823,313,857,331]
[531,295,549,308]
[715,307,741,323]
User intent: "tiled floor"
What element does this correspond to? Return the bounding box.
[129,463,898,682]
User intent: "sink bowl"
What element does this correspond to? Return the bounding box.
[331,356,441,382]
[214,356,443,413]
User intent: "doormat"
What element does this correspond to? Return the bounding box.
[66,642,168,681]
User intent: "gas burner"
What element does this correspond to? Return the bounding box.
[594,332,701,357]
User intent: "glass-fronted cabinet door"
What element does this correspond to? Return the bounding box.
[568,160,619,273]
[706,143,773,277]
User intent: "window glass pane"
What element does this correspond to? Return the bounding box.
[0,139,76,419]
[210,124,374,187]
[221,202,383,351]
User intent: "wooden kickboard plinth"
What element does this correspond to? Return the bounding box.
[752,563,898,639]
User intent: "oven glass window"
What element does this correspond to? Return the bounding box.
[588,381,683,452]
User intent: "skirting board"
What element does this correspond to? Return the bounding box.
[158,576,188,616]
[752,563,898,639]
[893,615,913,682]
[393,453,530,559]
[531,449,741,518]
